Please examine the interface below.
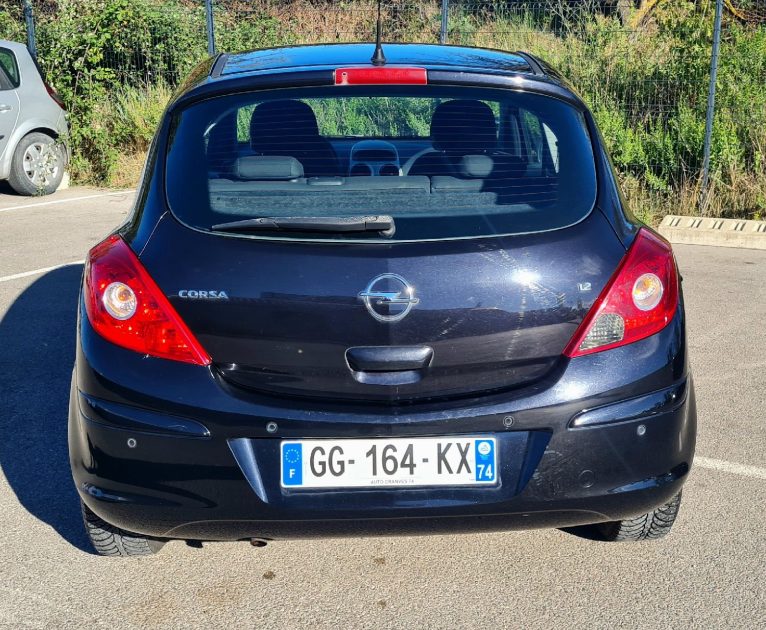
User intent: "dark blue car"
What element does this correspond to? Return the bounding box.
[69,43,696,556]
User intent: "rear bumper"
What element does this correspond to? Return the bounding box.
[70,370,696,540]
[71,303,695,540]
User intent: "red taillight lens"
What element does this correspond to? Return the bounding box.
[84,235,211,366]
[564,228,679,358]
[334,67,427,85]
[45,83,65,109]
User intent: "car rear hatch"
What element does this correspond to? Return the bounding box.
[139,210,624,403]
[146,79,625,403]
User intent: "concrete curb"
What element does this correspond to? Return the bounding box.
[658,215,766,250]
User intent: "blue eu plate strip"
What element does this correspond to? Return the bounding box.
[282,443,303,486]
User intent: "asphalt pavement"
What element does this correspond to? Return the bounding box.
[0,187,764,629]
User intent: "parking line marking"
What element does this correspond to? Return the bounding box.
[0,190,135,214]
[695,456,766,480]
[0,260,84,283]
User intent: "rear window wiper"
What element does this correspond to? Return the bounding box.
[211,215,395,237]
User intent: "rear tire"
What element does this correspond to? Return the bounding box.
[82,501,165,557]
[7,132,65,196]
[597,491,682,542]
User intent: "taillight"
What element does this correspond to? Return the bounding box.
[45,83,65,109]
[334,67,427,85]
[83,235,211,366]
[564,228,679,358]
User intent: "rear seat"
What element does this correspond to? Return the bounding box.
[210,156,430,193]
[432,154,559,204]
[210,156,306,191]
[431,154,495,192]
[431,154,527,191]
[235,155,304,181]
[209,155,556,205]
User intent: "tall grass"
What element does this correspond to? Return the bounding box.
[93,81,173,188]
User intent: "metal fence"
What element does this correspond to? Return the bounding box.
[5,0,766,211]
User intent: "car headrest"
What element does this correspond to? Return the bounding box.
[430,100,497,154]
[459,154,495,178]
[250,100,321,151]
[234,156,305,180]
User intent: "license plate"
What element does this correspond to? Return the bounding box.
[281,436,497,489]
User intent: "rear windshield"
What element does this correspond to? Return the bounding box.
[166,85,596,241]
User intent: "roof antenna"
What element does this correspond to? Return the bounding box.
[371,0,386,66]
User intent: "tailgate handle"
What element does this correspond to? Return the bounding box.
[346,346,433,372]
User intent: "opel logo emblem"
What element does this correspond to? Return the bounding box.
[358,273,419,323]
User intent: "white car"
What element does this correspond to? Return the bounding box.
[0,40,68,195]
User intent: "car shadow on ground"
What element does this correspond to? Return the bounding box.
[0,265,94,553]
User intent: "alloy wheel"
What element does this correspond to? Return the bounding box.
[22,141,61,189]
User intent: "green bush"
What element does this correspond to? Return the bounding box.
[27,0,205,181]
[0,3,24,42]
